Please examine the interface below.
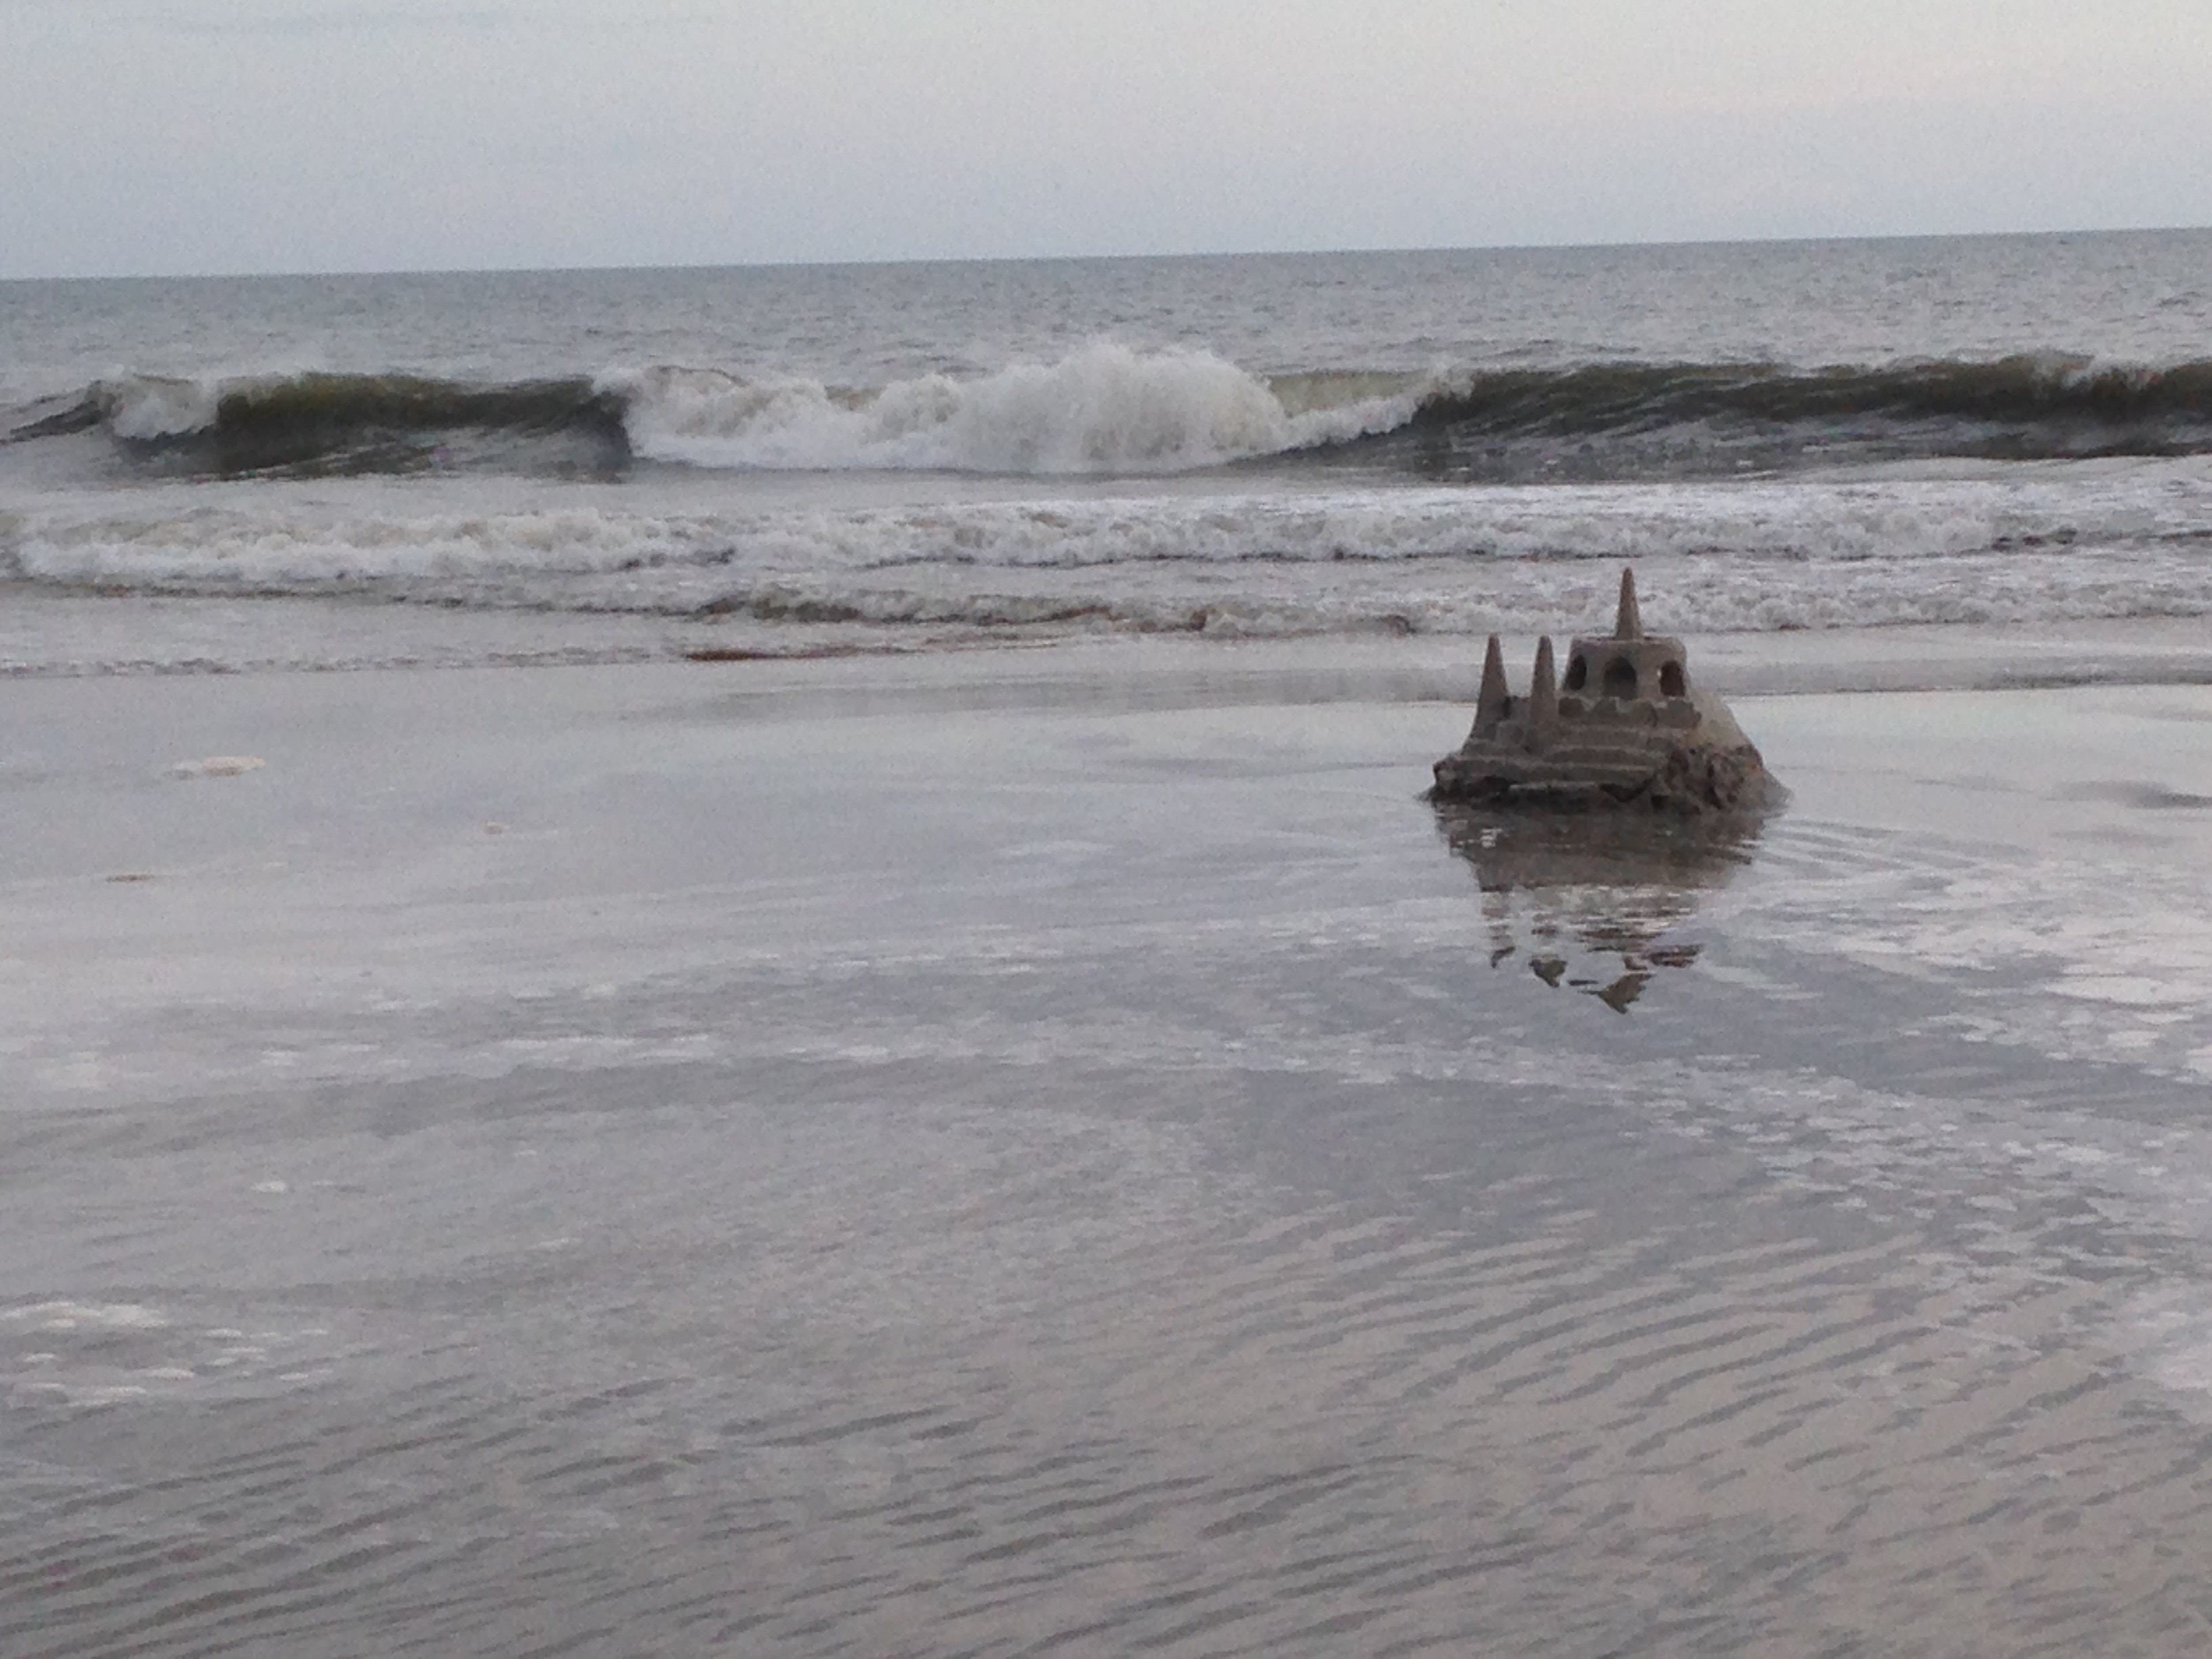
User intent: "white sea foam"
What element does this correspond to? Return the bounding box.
[11,503,738,586]
[3,1301,170,1331]
[610,344,1417,474]
[104,375,222,440]
[9,465,2212,655]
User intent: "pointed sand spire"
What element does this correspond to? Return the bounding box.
[1474,634,1509,733]
[1613,567,1643,640]
[1530,636,1559,724]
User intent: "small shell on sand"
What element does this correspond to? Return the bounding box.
[172,756,266,779]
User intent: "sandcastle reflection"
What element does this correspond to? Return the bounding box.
[1434,802,1765,1012]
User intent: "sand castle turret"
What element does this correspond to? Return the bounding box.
[1529,636,1559,730]
[1474,633,1511,733]
[1431,567,1776,813]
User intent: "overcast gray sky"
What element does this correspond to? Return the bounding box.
[5,0,2210,278]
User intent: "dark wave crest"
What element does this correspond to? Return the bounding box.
[1348,356,2212,479]
[7,372,632,479]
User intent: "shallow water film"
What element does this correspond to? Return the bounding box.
[7,668,2212,1656]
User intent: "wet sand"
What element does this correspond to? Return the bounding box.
[5,646,2212,1657]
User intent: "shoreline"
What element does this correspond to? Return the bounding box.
[6,654,2209,1047]
[3,583,2210,695]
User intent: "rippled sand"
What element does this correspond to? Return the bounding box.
[5,649,2212,1656]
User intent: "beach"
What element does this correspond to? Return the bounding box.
[7,234,2212,1653]
[7,634,2212,1656]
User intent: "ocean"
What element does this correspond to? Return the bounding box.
[6,231,2212,670]
[7,238,2212,1658]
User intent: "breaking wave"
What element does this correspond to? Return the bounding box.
[1380,355,2212,479]
[611,345,1412,472]
[6,373,632,478]
[0,348,1406,481]
[14,348,2212,483]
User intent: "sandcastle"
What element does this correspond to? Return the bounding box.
[1430,569,1776,814]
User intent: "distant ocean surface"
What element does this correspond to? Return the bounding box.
[4,232,2212,669]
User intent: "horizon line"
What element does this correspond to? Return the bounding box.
[7,222,2210,287]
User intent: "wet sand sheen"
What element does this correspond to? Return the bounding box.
[5,653,2212,1657]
